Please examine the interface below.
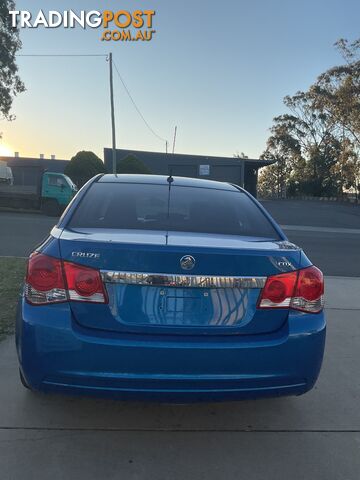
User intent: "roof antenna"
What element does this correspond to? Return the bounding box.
[167,169,174,186]
[165,169,174,245]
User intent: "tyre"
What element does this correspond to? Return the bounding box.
[19,369,30,390]
[42,199,60,216]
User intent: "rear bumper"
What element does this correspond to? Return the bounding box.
[16,298,326,402]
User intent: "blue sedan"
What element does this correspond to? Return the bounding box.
[16,174,326,401]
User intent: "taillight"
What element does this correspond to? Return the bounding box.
[291,266,324,313]
[258,271,298,309]
[25,253,67,305]
[63,262,107,303]
[25,254,107,305]
[258,266,324,314]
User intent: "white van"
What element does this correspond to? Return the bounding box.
[0,161,13,185]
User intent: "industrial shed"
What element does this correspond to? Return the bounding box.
[104,149,275,197]
[2,156,68,186]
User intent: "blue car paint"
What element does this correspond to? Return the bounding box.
[56,230,304,336]
[16,175,326,401]
[16,297,325,401]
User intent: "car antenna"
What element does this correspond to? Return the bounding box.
[165,170,174,245]
[167,171,174,186]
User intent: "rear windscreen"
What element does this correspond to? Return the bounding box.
[68,182,280,239]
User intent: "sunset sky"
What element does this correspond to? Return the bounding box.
[0,0,359,161]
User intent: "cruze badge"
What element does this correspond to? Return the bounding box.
[180,255,195,271]
[72,252,100,259]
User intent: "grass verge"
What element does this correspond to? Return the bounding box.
[0,257,27,341]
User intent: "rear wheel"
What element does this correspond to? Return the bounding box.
[42,199,60,216]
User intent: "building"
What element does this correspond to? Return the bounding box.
[104,148,275,197]
[2,150,275,197]
[0,156,68,186]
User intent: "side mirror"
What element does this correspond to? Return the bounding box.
[60,184,65,191]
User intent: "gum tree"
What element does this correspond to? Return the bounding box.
[259,38,360,199]
[311,39,360,198]
[0,0,25,121]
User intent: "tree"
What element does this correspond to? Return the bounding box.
[65,151,106,187]
[330,138,360,199]
[234,151,249,159]
[259,127,301,198]
[0,1,25,121]
[259,38,360,200]
[259,73,350,197]
[116,155,152,174]
[312,38,360,143]
[310,39,360,198]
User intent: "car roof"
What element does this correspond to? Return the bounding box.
[98,174,240,191]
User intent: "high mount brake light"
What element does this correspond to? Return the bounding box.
[25,254,107,305]
[258,266,324,314]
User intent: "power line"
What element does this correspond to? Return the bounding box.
[16,53,170,148]
[17,54,108,57]
[112,60,169,145]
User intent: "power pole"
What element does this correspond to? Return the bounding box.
[172,126,177,154]
[109,52,117,174]
[240,159,245,188]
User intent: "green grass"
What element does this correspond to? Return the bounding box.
[0,258,27,341]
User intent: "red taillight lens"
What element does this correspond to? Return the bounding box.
[76,270,100,296]
[25,253,66,304]
[258,271,298,309]
[25,254,107,305]
[258,266,324,313]
[297,267,323,300]
[63,262,107,303]
[27,253,63,291]
[291,266,324,313]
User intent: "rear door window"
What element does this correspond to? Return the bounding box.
[68,182,280,239]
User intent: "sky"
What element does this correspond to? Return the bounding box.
[0,0,359,161]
